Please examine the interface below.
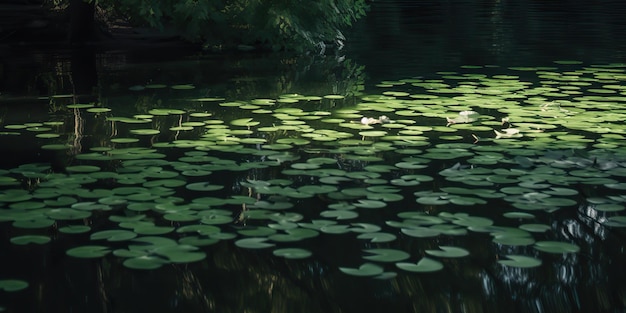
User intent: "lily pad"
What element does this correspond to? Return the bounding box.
[363,249,410,262]
[234,237,275,249]
[534,241,580,253]
[66,245,111,258]
[0,279,29,292]
[10,235,51,245]
[186,182,224,191]
[272,248,312,259]
[396,257,444,273]
[339,263,384,277]
[123,256,168,270]
[425,246,470,258]
[91,230,138,242]
[356,232,397,243]
[498,255,542,268]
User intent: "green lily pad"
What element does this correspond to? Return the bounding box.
[154,245,206,263]
[401,227,441,238]
[534,241,580,253]
[234,237,275,249]
[0,279,29,292]
[10,235,51,245]
[320,210,359,220]
[133,225,175,235]
[123,256,168,270]
[492,234,536,246]
[65,165,100,173]
[186,182,224,191]
[519,224,551,233]
[268,228,319,242]
[272,248,312,259]
[356,232,397,243]
[353,199,387,209]
[238,226,277,237]
[425,246,470,258]
[503,212,536,219]
[46,208,91,220]
[594,203,625,212]
[363,249,410,262]
[66,245,110,258]
[498,255,542,268]
[339,263,384,277]
[91,229,138,241]
[396,257,444,273]
[12,218,55,229]
[59,225,91,234]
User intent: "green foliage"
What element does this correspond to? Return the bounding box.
[91,0,368,51]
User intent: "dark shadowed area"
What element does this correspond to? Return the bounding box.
[1,1,626,313]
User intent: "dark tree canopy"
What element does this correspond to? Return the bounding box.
[62,0,368,51]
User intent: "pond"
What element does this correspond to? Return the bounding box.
[1,1,626,312]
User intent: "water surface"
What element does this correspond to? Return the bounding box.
[1,1,626,313]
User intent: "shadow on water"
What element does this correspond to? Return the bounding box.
[1,1,626,313]
[344,0,626,81]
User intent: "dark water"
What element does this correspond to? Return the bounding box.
[1,1,626,313]
[345,0,626,80]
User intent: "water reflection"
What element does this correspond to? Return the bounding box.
[2,2,626,313]
[345,0,626,80]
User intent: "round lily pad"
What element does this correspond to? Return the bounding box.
[534,241,580,253]
[123,256,168,270]
[65,165,101,173]
[10,235,51,245]
[425,246,470,258]
[339,263,384,277]
[12,218,55,229]
[59,225,91,234]
[234,237,275,249]
[272,248,312,259]
[186,182,224,191]
[356,232,397,243]
[91,230,138,241]
[66,245,110,258]
[363,249,410,262]
[498,255,542,268]
[0,279,29,292]
[396,257,444,273]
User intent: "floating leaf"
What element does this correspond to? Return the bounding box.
[186,182,224,191]
[154,245,206,263]
[234,237,275,249]
[534,241,580,253]
[519,224,551,233]
[66,245,110,258]
[356,232,397,243]
[396,258,444,273]
[363,249,410,262]
[59,225,91,234]
[273,248,312,259]
[320,210,358,220]
[123,256,168,270]
[0,280,29,292]
[10,235,51,245]
[401,227,441,238]
[339,263,384,277]
[12,218,55,229]
[91,230,138,241]
[498,255,542,268]
[425,246,470,258]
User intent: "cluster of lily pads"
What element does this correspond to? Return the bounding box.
[1,61,626,284]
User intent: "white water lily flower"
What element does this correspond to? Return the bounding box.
[446,110,479,126]
[361,116,392,125]
[361,117,379,125]
[494,128,521,138]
